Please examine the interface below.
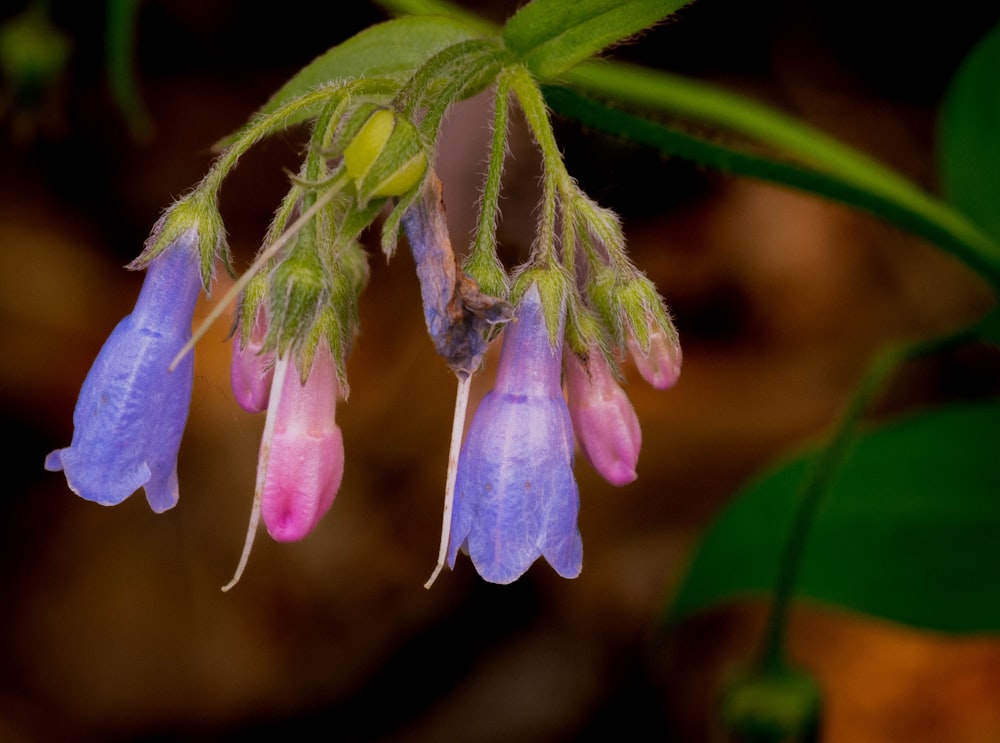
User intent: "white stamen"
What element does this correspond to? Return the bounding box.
[221,355,290,591]
[424,373,471,589]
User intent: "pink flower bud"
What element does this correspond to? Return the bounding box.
[627,327,682,390]
[259,344,344,542]
[564,348,641,486]
[230,305,274,413]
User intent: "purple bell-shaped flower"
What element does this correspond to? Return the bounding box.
[447,282,583,584]
[45,229,202,512]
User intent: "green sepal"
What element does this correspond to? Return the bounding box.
[584,262,675,352]
[510,264,571,346]
[264,223,330,357]
[617,271,674,350]
[585,265,622,343]
[295,242,370,395]
[134,189,229,290]
[563,288,607,358]
[463,239,510,301]
[234,272,269,349]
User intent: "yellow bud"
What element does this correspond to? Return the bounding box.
[371,151,428,198]
[343,108,395,181]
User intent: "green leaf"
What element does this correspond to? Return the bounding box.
[553,61,1000,288]
[503,0,691,80]
[669,400,1000,634]
[223,16,489,141]
[374,0,500,35]
[940,21,1000,246]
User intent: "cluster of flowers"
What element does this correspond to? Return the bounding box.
[45,58,681,587]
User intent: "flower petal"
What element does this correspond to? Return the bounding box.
[259,347,344,542]
[564,349,641,486]
[447,282,582,583]
[45,230,202,511]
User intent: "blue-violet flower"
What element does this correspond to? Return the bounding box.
[447,282,583,584]
[44,229,202,512]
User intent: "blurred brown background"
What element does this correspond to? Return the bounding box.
[4,1,1000,741]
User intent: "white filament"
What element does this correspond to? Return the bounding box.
[221,355,290,592]
[424,373,471,589]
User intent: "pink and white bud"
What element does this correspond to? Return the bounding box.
[259,343,344,542]
[627,327,682,390]
[231,305,274,413]
[564,348,641,487]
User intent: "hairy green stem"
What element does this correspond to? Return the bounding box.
[199,78,396,199]
[464,69,513,298]
[509,65,565,265]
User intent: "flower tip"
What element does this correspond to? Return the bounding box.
[260,430,344,543]
[629,329,682,390]
[43,449,63,472]
[144,472,180,513]
[231,345,273,413]
[651,342,682,390]
[263,508,317,543]
[230,306,274,413]
[603,463,638,487]
[261,469,340,543]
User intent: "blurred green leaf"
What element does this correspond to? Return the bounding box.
[940,21,1000,247]
[670,400,1000,634]
[556,61,1000,288]
[976,306,1000,346]
[0,3,71,116]
[503,0,691,80]
[221,15,489,143]
[106,0,150,139]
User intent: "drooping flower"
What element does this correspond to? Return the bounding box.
[400,172,512,376]
[230,302,274,414]
[258,341,344,542]
[563,347,642,486]
[447,282,583,584]
[627,325,682,390]
[44,228,202,512]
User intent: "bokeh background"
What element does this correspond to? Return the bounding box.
[4,1,1000,740]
